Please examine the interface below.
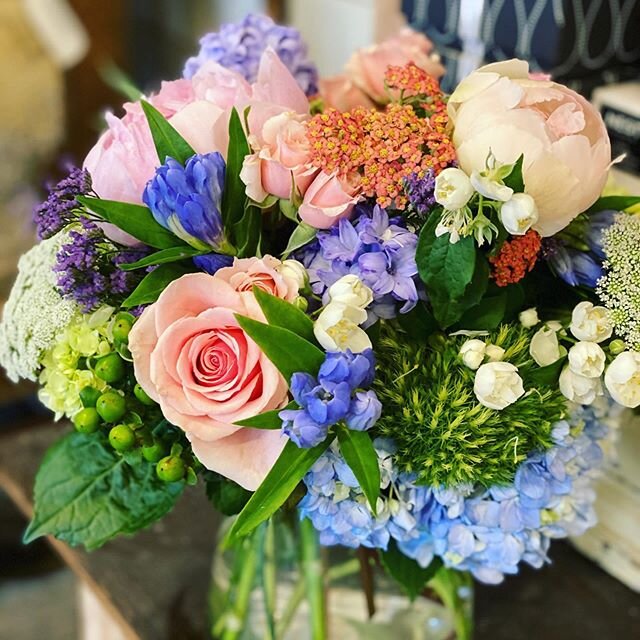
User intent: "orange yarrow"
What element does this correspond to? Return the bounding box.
[489,231,542,287]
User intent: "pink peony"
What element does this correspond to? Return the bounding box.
[128,273,289,490]
[448,59,612,237]
[319,75,376,111]
[298,171,361,229]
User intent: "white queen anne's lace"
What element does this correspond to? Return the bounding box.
[0,232,78,382]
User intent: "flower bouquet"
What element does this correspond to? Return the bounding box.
[2,13,640,640]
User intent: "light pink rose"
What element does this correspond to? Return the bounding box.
[320,75,376,111]
[214,255,300,303]
[129,273,289,490]
[345,28,445,103]
[448,59,612,236]
[298,171,362,229]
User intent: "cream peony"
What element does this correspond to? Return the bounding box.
[519,308,539,328]
[327,275,373,310]
[570,301,613,343]
[313,303,371,353]
[604,351,640,408]
[568,342,606,378]
[559,366,601,405]
[459,339,486,370]
[473,362,525,410]
[530,326,561,367]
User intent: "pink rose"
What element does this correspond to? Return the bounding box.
[345,28,445,103]
[320,75,376,111]
[448,59,612,236]
[129,273,289,490]
[214,255,301,303]
[298,171,361,229]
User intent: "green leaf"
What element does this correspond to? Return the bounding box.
[235,204,262,258]
[396,303,438,340]
[24,432,183,550]
[225,436,334,544]
[78,196,185,249]
[204,471,252,516]
[282,222,317,258]
[379,540,443,600]
[336,426,380,513]
[234,401,297,429]
[503,154,525,192]
[526,355,567,387]
[141,100,195,165]
[455,290,507,330]
[122,263,192,307]
[252,286,316,343]
[222,107,251,230]
[587,195,640,213]
[235,315,325,381]
[119,245,204,271]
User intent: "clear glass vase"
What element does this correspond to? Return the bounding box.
[209,515,473,640]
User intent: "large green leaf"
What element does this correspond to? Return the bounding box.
[235,315,325,381]
[234,401,297,429]
[204,471,252,517]
[24,432,183,550]
[225,436,334,545]
[222,107,251,231]
[119,245,204,271]
[234,203,261,258]
[503,154,525,192]
[336,426,380,513]
[587,194,640,213]
[78,196,185,249]
[252,286,316,343]
[122,263,192,307]
[282,222,317,258]
[455,290,507,330]
[526,355,567,387]
[379,540,443,600]
[141,100,195,165]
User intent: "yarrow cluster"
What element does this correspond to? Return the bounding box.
[299,205,419,321]
[300,399,616,584]
[280,349,381,448]
[489,230,542,287]
[183,13,318,97]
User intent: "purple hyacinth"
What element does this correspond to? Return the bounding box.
[404,169,436,215]
[33,166,92,240]
[183,13,318,97]
[297,205,420,322]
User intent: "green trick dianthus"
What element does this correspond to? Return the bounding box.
[373,323,567,489]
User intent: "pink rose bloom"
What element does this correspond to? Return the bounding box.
[320,75,376,111]
[129,273,289,490]
[298,171,361,229]
[345,28,445,103]
[240,111,318,202]
[214,255,300,303]
[448,59,612,236]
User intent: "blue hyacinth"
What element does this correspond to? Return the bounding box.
[299,399,618,584]
[143,152,232,253]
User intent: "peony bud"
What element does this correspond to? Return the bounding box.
[604,351,640,408]
[459,339,486,370]
[277,259,308,290]
[434,168,475,210]
[499,193,539,235]
[473,362,525,410]
[570,301,612,343]
[568,342,606,378]
[327,274,373,310]
[485,344,505,362]
[519,308,539,328]
[530,326,561,367]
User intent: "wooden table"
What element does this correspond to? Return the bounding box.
[1,419,639,639]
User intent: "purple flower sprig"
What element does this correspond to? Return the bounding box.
[280,349,382,448]
[404,169,437,216]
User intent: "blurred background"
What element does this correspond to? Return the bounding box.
[0,1,639,638]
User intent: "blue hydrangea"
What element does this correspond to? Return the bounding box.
[297,205,420,323]
[299,399,618,584]
[183,13,318,97]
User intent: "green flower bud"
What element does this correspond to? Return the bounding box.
[134,383,156,406]
[156,456,186,482]
[73,408,101,434]
[113,312,135,342]
[609,339,626,356]
[96,391,127,423]
[79,386,102,408]
[108,424,136,451]
[95,353,126,384]
[142,440,166,463]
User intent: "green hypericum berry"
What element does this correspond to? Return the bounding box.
[134,383,156,406]
[142,440,166,463]
[96,391,127,423]
[109,424,136,451]
[609,339,626,356]
[79,386,102,408]
[95,353,126,383]
[156,456,186,482]
[113,312,135,342]
[73,408,101,434]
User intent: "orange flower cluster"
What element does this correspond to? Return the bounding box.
[489,231,542,287]
[306,102,456,208]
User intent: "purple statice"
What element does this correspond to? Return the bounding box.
[280,349,381,448]
[54,220,148,312]
[299,398,618,584]
[404,169,436,215]
[33,166,92,240]
[297,205,420,322]
[183,14,318,97]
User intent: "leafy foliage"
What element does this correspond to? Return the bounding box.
[141,100,195,165]
[204,471,252,516]
[122,263,193,307]
[380,540,442,600]
[119,245,204,271]
[222,108,251,233]
[252,286,316,343]
[503,154,525,192]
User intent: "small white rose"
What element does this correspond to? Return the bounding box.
[327,274,373,310]
[485,344,505,362]
[276,259,308,290]
[559,366,602,405]
[499,193,539,235]
[314,302,372,353]
[434,168,475,210]
[530,326,561,367]
[568,342,606,378]
[519,307,539,328]
[473,362,525,410]
[604,351,640,408]
[470,171,514,202]
[570,301,613,343]
[459,339,486,370]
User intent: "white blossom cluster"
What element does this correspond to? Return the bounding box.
[0,232,79,382]
[597,214,640,350]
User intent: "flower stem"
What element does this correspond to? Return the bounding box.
[260,519,277,640]
[300,518,327,640]
[429,568,474,640]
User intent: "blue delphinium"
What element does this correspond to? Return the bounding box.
[280,349,381,448]
[297,205,420,322]
[193,253,234,275]
[183,14,318,97]
[143,152,232,253]
[299,399,617,584]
